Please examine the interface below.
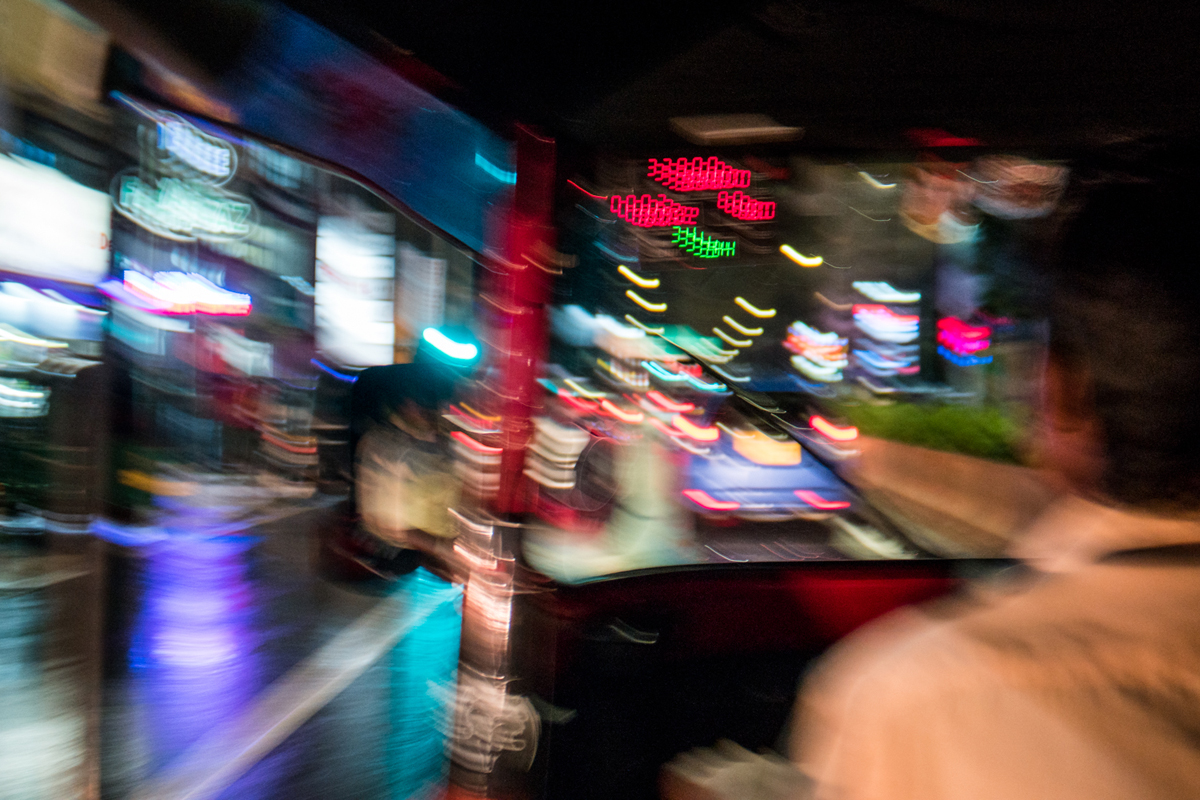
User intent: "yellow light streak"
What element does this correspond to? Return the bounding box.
[618,264,660,289]
[459,402,501,422]
[624,314,665,335]
[722,315,763,336]
[734,297,776,318]
[626,289,667,313]
[713,327,752,348]
[780,244,823,267]
[564,378,607,398]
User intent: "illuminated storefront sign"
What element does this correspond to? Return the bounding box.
[649,157,751,191]
[0,154,111,285]
[114,174,254,242]
[98,270,252,316]
[716,190,775,221]
[671,226,736,258]
[157,114,236,181]
[610,194,699,227]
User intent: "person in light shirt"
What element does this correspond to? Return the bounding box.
[790,149,1200,800]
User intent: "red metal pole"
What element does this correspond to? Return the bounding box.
[487,125,556,516]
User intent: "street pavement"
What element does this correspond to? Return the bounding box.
[1,497,461,800]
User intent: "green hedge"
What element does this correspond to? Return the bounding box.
[833,402,1026,464]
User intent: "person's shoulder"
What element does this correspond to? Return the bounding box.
[791,601,995,771]
[805,600,990,712]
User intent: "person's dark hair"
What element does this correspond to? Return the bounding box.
[1051,139,1200,509]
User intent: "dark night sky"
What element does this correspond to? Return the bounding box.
[105,0,1200,151]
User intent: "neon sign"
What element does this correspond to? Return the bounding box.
[672,226,736,258]
[99,270,252,315]
[649,157,751,191]
[716,190,775,221]
[610,193,699,227]
[937,317,992,363]
[114,174,253,242]
[158,115,235,180]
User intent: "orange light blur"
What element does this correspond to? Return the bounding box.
[600,398,645,423]
[810,415,859,442]
[673,415,720,441]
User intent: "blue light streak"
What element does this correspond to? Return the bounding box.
[938,345,993,367]
[310,358,358,382]
[474,153,517,184]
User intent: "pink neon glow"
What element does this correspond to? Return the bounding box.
[610,193,700,227]
[649,157,752,191]
[810,415,859,442]
[853,305,920,324]
[117,270,251,315]
[673,415,720,442]
[600,398,644,423]
[567,179,608,200]
[647,390,695,412]
[716,190,776,221]
[451,431,503,454]
[937,317,990,338]
[794,490,851,510]
[683,489,740,511]
[937,317,992,355]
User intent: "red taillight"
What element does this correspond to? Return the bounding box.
[795,490,851,510]
[683,489,740,511]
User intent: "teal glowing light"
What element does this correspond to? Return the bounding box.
[671,226,736,258]
[474,153,517,184]
[640,360,727,392]
[642,360,689,382]
[389,568,463,799]
[423,327,479,361]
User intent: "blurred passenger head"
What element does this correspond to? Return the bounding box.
[1046,139,1200,510]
